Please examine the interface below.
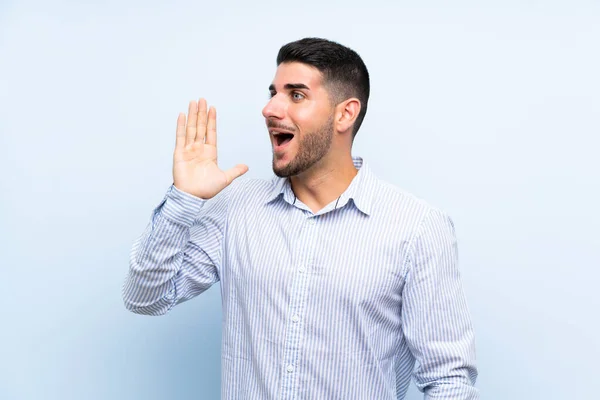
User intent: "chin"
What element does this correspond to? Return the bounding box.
[272,161,291,177]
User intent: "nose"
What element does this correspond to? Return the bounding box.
[262,94,285,120]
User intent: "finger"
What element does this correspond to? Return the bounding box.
[195,98,208,143]
[186,100,198,147]
[175,112,186,150]
[206,106,217,147]
[224,164,249,184]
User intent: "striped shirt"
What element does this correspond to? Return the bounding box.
[122,157,478,399]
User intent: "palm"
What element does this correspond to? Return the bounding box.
[172,99,248,199]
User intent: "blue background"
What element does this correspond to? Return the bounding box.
[1,1,599,399]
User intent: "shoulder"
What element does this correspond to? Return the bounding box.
[373,176,448,218]
[225,175,280,205]
[368,175,454,239]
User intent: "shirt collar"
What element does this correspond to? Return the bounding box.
[265,156,375,216]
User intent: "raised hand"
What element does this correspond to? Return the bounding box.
[172,99,248,199]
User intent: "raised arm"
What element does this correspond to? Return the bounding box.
[121,99,248,315]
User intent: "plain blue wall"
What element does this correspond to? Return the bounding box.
[1,1,599,399]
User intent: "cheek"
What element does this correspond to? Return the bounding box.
[292,104,330,131]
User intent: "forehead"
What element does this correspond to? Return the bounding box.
[271,62,324,89]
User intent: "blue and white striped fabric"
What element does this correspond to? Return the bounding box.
[122,157,478,399]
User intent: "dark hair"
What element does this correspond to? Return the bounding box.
[276,37,370,138]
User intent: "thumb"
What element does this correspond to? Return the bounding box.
[224,164,249,184]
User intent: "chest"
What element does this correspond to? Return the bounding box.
[221,204,410,307]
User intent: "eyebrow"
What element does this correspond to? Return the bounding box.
[268,83,311,92]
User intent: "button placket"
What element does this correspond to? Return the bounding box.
[279,214,319,399]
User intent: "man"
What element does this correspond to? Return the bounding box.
[122,38,478,399]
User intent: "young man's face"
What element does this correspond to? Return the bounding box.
[263,62,336,177]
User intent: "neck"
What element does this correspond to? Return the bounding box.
[289,152,358,213]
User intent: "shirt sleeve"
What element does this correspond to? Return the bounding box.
[401,208,479,399]
[121,183,234,316]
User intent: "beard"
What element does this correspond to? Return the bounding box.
[272,114,334,178]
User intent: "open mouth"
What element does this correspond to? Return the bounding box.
[275,133,294,146]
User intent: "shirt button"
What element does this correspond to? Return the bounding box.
[287,364,294,373]
[308,218,316,225]
[298,265,306,273]
[292,315,300,322]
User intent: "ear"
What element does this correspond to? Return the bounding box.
[334,98,361,135]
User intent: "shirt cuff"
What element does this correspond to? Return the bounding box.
[158,184,208,227]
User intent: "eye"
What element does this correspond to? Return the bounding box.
[292,91,305,101]
[269,91,277,98]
